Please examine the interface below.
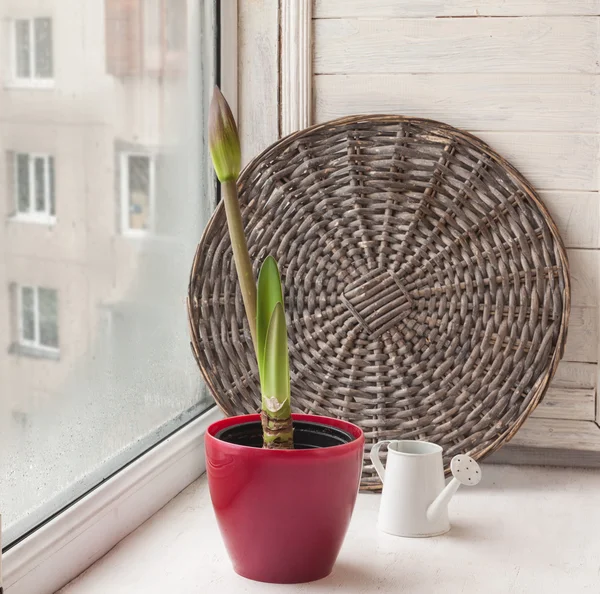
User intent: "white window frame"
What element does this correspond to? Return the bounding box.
[9,18,55,89]
[17,285,60,354]
[3,1,235,593]
[119,152,156,237]
[12,153,56,224]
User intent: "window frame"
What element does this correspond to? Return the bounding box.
[2,1,235,592]
[17,285,60,354]
[10,18,55,89]
[12,153,56,224]
[119,151,157,237]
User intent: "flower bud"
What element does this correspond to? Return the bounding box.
[208,86,241,182]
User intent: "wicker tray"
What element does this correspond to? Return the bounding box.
[188,115,570,490]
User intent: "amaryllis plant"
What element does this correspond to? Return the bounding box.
[208,87,293,449]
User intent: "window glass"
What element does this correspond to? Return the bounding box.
[16,153,30,212]
[38,288,59,348]
[127,155,152,231]
[15,20,31,78]
[34,18,53,78]
[34,157,46,212]
[1,0,217,546]
[21,286,35,342]
[166,0,187,52]
[49,156,56,216]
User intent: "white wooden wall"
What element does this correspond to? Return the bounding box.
[308,0,600,455]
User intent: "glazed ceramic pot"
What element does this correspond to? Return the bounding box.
[205,413,364,584]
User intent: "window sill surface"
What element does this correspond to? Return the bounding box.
[9,343,60,360]
[9,215,56,226]
[58,464,600,593]
[5,79,55,90]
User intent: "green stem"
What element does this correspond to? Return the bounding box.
[222,179,258,355]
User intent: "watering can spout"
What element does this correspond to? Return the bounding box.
[427,455,481,522]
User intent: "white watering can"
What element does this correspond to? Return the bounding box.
[370,440,481,537]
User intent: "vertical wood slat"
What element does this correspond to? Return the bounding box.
[280,0,312,135]
[238,0,279,164]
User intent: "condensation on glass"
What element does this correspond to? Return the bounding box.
[1,0,216,545]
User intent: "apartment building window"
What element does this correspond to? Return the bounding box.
[120,153,155,235]
[18,286,59,352]
[14,153,56,222]
[12,18,54,84]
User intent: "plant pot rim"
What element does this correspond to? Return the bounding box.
[207,412,364,457]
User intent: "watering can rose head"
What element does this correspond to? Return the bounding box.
[208,86,241,182]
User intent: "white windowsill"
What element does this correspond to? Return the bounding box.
[3,406,224,594]
[5,79,55,90]
[9,214,56,226]
[52,463,600,593]
[9,342,60,360]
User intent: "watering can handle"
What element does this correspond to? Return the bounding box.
[370,440,392,483]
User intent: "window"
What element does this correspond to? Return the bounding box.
[18,285,59,352]
[1,0,218,552]
[120,152,155,235]
[13,153,56,222]
[12,18,54,84]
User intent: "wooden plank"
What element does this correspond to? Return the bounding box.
[531,387,596,421]
[238,0,279,164]
[314,18,599,74]
[541,192,599,250]
[551,361,597,390]
[510,418,600,450]
[314,74,599,132]
[476,132,598,192]
[568,249,598,308]
[563,307,598,363]
[488,445,600,468]
[315,1,600,18]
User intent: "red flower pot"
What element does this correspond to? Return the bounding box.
[205,413,365,584]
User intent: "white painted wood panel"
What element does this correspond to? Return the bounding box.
[314,74,599,132]
[531,387,596,421]
[569,249,598,308]
[314,18,600,75]
[511,418,600,450]
[315,1,600,18]
[475,132,598,191]
[310,1,600,453]
[541,192,599,249]
[281,0,312,135]
[238,0,279,164]
[551,361,597,389]
[562,307,598,363]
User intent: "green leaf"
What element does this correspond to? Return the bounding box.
[262,302,290,416]
[257,256,283,388]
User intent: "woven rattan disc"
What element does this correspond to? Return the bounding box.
[188,115,570,490]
